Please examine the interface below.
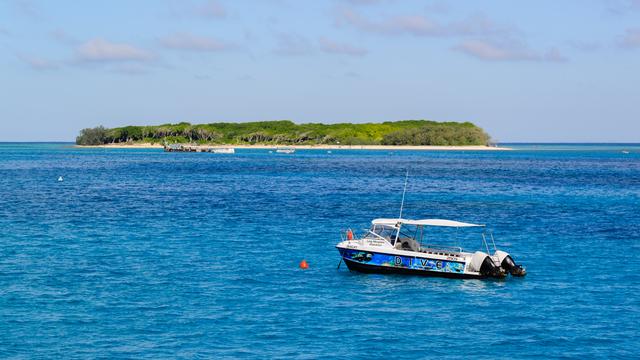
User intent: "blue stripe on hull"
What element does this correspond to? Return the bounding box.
[343,258,482,279]
[338,248,477,278]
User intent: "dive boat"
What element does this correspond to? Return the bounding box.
[336,218,526,279]
[275,148,295,154]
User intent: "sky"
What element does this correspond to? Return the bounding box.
[1,0,639,142]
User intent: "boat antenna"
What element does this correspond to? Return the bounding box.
[398,169,409,220]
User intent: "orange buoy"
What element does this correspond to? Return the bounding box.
[299,260,309,270]
[346,229,353,240]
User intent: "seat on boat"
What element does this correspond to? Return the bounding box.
[395,238,418,251]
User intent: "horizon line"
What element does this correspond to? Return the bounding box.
[1,141,639,145]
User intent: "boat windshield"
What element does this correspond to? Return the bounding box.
[365,225,398,242]
[361,219,488,252]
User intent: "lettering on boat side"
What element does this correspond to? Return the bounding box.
[343,249,465,273]
[367,239,385,246]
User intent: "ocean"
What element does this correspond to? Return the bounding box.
[0,143,638,358]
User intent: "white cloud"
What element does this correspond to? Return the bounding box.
[337,8,566,64]
[453,40,566,62]
[620,28,640,48]
[160,32,232,52]
[197,0,226,19]
[76,39,152,62]
[337,9,441,36]
[337,9,511,38]
[169,0,226,20]
[319,37,367,56]
[449,14,514,37]
[17,54,58,70]
[454,40,525,61]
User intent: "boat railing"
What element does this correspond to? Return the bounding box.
[340,228,361,242]
[341,228,395,245]
[419,244,463,253]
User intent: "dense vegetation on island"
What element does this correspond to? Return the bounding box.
[76,120,491,146]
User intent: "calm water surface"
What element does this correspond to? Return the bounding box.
[0,143,638,358]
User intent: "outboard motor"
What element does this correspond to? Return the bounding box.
[470,251,506,278]
[480,256,507,278]
[494,250,527,277]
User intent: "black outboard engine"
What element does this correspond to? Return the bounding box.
[495,250,527,277]
[479,256,507,278]
[471,251,506,278]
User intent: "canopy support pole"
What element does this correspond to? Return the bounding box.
[490,231,497,252]
[396,170,409,243]
[482,232,491,255]
[398,170,409,220]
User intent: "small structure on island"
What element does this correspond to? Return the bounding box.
[164,144,184,152]
[275,147,295,154]
[163,143,235,154]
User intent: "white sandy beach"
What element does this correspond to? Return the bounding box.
[76,143,511,151]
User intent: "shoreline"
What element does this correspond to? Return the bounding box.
[75,143,512,151]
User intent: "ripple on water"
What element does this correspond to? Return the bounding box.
[0,144,638,358]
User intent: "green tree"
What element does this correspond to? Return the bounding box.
[76,126,108,145]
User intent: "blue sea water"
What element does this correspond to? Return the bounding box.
[0,143,638,359]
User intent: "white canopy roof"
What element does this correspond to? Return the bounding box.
[371,218,484,228]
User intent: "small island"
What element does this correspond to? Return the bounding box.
[76,120,506,150]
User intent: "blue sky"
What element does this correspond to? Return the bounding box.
[1,0,639,142]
